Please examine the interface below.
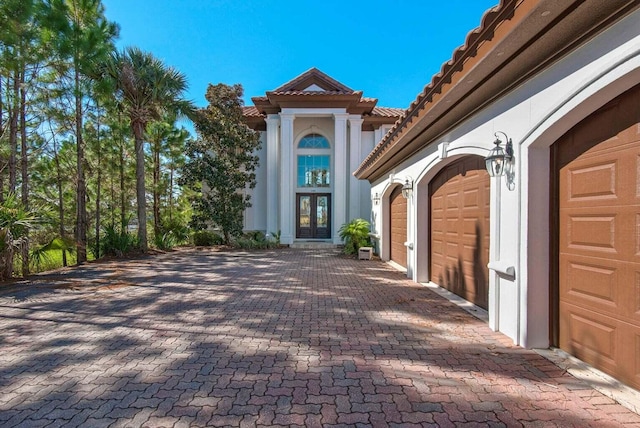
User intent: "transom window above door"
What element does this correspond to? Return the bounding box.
[298,134,330,149]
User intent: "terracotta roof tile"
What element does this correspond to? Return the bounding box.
[242,106,263,117]
[370,107,405,118]
[267,90,357,96]
[356,2,508,177]
[273,67,354,93]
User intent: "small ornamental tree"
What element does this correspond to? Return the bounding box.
[180,83,261,244]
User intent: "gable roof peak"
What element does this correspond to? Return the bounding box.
[273,67,354,94]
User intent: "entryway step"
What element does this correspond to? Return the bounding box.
[290,241,340,249]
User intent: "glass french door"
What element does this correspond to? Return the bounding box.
[296,193,331,239]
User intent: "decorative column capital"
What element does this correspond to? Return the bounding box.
[266,114,280,125]
[348,115,364,125]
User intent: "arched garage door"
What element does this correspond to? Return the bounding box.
[389,186,407,268]
[554,83,640,391]
[430,156,490,309]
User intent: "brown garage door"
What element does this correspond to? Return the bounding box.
[389,186,407,268]
[555,84,640,391]
[430,156,490,309]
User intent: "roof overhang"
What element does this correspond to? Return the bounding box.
[354,0,640,181]
[253,91,367,114]
[243,67,403,131]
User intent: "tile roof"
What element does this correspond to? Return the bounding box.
[266,90,361,97]
[242,68,403,129]
[355,0,640,180]
[273,67,354,93]
[354,1,509,178]
[242,106,262,117]
[370,107,405,118]
[242,106,403,121]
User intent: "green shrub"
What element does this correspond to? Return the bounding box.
[192,230,224,246]
[154,231,178,251]
[269,230,281,245]
[101,224,140,257]
[338,218,371,255]
[229,231,283,250]
[159,218,190,244]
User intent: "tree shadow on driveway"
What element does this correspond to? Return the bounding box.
[0,248,637,427]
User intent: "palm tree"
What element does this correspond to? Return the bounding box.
[100,47,194,251]
[0,193,39,280]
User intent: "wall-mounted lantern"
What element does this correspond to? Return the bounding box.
[372,192,381,205]
[401,178,413,199]
[485,131,515,190]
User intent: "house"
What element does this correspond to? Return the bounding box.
[242,68,403,245]
[355,0,640,392]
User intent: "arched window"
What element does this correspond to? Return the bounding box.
[297,133,331,188]
[298,133,330,149]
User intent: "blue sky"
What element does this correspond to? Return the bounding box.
[101,1,498,110]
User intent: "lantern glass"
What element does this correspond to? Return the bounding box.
[401,179,413,199]
[485,142,507,177]
[372,193,380,205]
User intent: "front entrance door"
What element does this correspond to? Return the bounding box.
[296,194,331,239]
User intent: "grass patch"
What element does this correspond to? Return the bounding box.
[29,248,96,273]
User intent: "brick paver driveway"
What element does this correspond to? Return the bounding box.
[0,248,639,427]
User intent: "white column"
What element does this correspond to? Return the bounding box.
[265,115,280,237]
[348,116,363,220]
[279,113,295,245]
[333,113,348,244]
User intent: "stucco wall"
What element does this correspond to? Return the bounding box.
[369,9,640,348]
[244,131,268,232]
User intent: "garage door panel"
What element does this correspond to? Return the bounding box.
[560,257,619,307]
[431,219,444,233]
[559,304,619,371]
[631,327,640,385]
[564,214,617,253]
[446,194,460,210]
[636,272,640,316]
[432,195,444,211]
[636,213,640,257]
[390,186,407,268]
[446,254,459,265]
[567,161,617,201]
[463,188,480,208]
[614,123,640,145]
[561,211,638,260]
[430,156,489,310]
[556,83,640,391]
[462,217,481,237]
[623,270,640,323]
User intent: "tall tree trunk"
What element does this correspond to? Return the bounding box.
[110,168,115,228]
[0,77,4,202]
[153,140,160,236]
[133,122,148,252]
[75,69,87,264]
[94,103,102,259]
[9,72,18,193]
[0,77,3,138]
[119,138,125,230]
[19,69,28,277]
[169,166,174,223]
[54,150,67,267]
